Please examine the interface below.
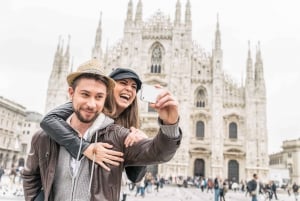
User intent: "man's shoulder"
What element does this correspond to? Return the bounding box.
[247,179,255,186]
[104,124,129,134]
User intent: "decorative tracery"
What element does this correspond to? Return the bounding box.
[196,88,207,108]
[151,46,162,73]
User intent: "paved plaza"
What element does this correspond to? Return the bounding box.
[1,173,297,201]
[124,185,296,201]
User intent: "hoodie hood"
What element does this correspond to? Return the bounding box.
[86,113,114,193]
[87,113,114,140]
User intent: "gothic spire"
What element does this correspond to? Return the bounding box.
[53,36,61,67]
[126,0,133,22]
[256,41,262,62]
[254,41,265,92]
[56,35,61,53]
[92,12,103,60]
[135,0,143,25]
[60,39,64,56]
[212,14,223,72]
[63,35,71,67]
[64,35,70,58]
[174,0,181,26]
[214,14,221,50]
[246,41,253,85]
[185,0,191,25]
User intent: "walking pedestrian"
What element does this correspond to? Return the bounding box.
[214,176,220,201]
[0,166,4,183]
[248,173,259,201]
[271,181,278,200]
[292,182,299,201]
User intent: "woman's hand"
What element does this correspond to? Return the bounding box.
[124,127,149,147]
[83,143,124,171]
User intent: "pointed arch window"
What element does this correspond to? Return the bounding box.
[196,121,205,138]
[229,122,238,139]
[151,46,162,73]
[196,89,206,108]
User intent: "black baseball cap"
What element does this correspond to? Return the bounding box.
[109,68,142,91]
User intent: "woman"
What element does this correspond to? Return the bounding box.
[40,67,147,182]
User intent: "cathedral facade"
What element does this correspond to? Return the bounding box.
[45,0,269,182]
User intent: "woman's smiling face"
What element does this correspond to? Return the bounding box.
[113,78,137,113]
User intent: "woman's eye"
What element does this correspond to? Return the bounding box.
[96,95,104,100]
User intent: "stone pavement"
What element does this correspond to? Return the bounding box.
[0,174,23,201]
[123,185,296,201]
[0,175,297,201]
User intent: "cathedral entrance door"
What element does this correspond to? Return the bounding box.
[228,160,239,183]
[194,159,205,177]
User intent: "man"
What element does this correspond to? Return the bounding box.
[292,182,299,201]
[22,59,181,201]
[271,180,278,200]
[248,173,259,201]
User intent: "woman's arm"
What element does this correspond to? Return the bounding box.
[41,102,147,182]
[40,102,126,170]
[125,166,147,183]
[40,102,89,159]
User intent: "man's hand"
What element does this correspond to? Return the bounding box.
[124,127,149,147]
[83,143,124,171]
[150,88,179,125]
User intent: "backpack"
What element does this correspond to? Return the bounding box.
[214,179,219,189]
[293,184,299,192]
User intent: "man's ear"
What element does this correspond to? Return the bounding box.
[68,87,74,101]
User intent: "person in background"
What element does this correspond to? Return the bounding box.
[135,176,145,197]
[292,182,299,201]
[9,165,17,184]
[40,67,149,183]
[287,182,292,196]
[248,173,259,201]
[207,178,214,193]
[0,166,4,183]
[219,179,227,201]
[214,176,220,201]
[271,181,278,200]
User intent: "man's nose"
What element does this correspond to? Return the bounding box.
[86,98,97,108]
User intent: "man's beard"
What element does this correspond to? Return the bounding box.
[74,108,99,123]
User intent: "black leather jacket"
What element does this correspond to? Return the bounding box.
[40,102,146,182]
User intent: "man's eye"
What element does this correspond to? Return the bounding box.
[81,93,89,97]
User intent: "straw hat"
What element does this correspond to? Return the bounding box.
[67,59,115,91]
